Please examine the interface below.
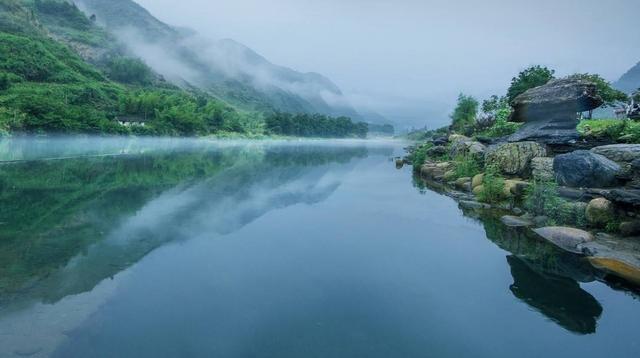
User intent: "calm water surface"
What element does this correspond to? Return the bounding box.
[0,137,638,358]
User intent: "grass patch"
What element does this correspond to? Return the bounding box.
[578,119,640,143]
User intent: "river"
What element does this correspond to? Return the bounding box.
[0,137,638,357]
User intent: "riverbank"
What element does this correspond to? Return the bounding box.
[402,135,640,288]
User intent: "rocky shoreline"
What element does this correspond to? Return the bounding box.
[403,78,640,288]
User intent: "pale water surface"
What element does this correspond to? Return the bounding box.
[0,137,638,358]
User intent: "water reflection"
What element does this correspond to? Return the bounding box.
[507,255,602,334]
[0,139,387,306]
[414,176,605,335]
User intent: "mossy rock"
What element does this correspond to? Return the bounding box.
[486,141,547,177]
[585,198,615,227]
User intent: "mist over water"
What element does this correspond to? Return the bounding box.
[0,138,639,358]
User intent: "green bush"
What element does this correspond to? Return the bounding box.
[578,119,640,143]
[453,155,482,179]
[524,180,588,227]
[478,166,506,204]
[477,106,521,138]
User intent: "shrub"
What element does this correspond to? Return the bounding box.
[524,180,588,227]
[408,143,432,168]
[478,166,506,204]
[477,106,521,138]
[578,119,640,143]
[453,155,481,179]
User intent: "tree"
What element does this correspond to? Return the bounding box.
[567,73,628,107]
[481,95,508,114]
[450,93,478,133]
[507,65,555,103]
[106,57,154,86]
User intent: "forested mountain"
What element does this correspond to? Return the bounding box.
[0,0,368,136]
[76,0,361,118]
[615,61,640,93]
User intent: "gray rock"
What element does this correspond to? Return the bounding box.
[501,215,534,227]
[620,221,640,237]
[554,150,622,188]
[531,157,555,181]
[459,200,491,210]
[533,226,595,254]
[485,141,547,177]
[591,144,640,163]
[585,198,615,227]
[508,78,603,144]
[426,145,447,157]
[604,189,640,207]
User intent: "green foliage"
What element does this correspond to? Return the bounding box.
[524,180,587,227]
[0,32,104,83]
[450,93,478,134]
[405,126,448,141]
[0,106,25,135]
[578,119,640,143]
[34,0,92,31]
[408,143,431,168]
[481,95,508,114]
[453,155,481,179]
[524,180,563,217]
[477,105,521,138]
[106,57,154,85]
[567,73,628,107]
[507,65,555,103]
[0,73,10,91]
[264,112,368,138]
[478,166,506,204]
[118,89,257,136]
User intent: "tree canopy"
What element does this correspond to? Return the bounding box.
[450,93,478,134]
[507,65,555,103]
[567,73,628,107]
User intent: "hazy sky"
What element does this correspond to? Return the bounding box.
[137,0,640,128]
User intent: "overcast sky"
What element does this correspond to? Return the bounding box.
[137,0,640,128]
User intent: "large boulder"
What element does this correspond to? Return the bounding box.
[591,144,640,163]
[554,150,622,188]
[585,198,615,227]
[508,78,603,144]
[533,227,595,254]
[485,141,547,176]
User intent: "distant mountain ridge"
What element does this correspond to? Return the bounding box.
[615,61,640,94]
[76,0,361,118]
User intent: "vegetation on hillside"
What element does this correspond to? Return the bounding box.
[0,0,361,137]
[265,112,368,138]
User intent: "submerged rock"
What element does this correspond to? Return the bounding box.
[554,150,622,188]
[533,227,595,254]
[508,78,603,145]
[485,141,547,177]
[501,215,534,227]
